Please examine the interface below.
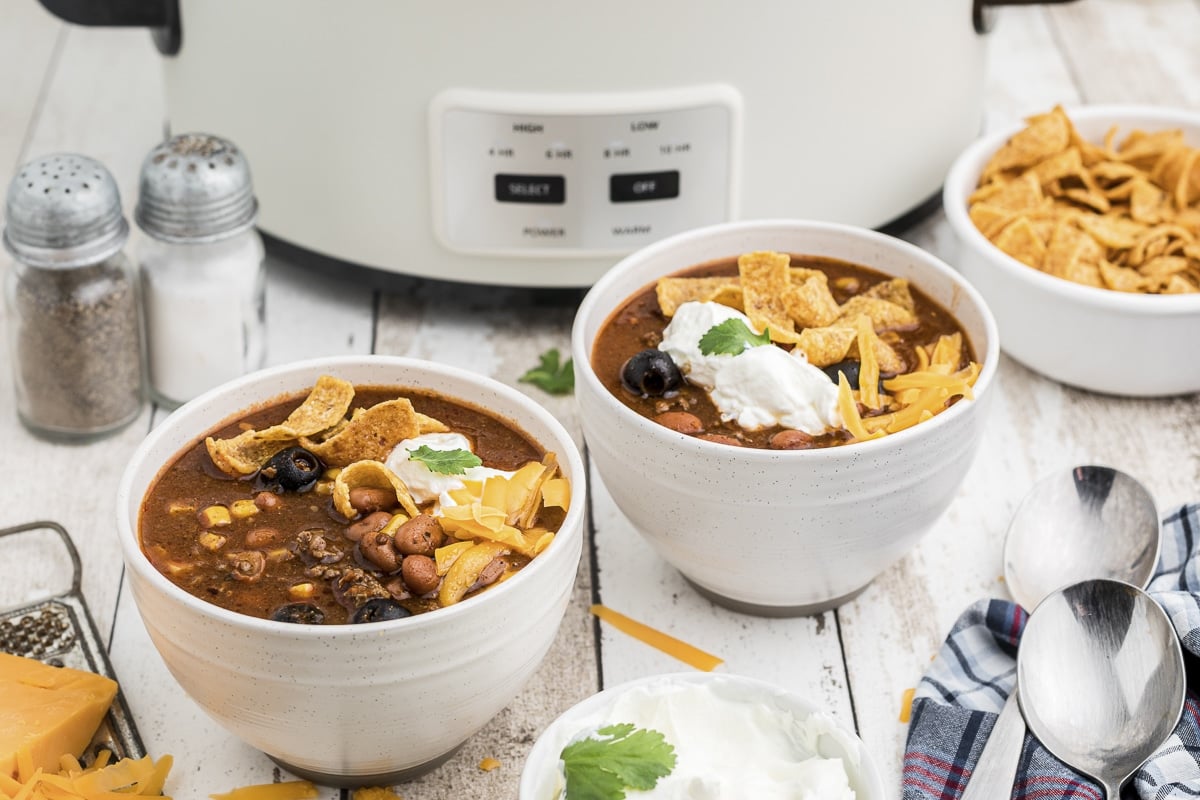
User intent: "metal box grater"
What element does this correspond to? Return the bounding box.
[0,521,145,764]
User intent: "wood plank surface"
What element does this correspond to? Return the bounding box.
[1,2,1197,798]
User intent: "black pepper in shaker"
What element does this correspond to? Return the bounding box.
[2,154,144,440]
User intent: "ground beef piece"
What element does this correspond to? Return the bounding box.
[294,529,344,565]
[334,568,390,609]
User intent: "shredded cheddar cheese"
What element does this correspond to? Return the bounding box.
[478,758,501,772]
[590,605,723,671]
[210,780,318,800]
[899,687,916,723]
[0,754,173,800]
[854,315,882,411]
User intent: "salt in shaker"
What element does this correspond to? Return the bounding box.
[2,154,145,440]
[135,133,265,408]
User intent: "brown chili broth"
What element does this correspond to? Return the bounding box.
[139,386,557,624]
[592,255,974,449]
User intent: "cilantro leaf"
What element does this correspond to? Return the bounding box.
[407,446,482,475]
[520,348,575,395]
[697,319,771,356]
[560,723,676,800]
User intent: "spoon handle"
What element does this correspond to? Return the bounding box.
[961,689,1024,800]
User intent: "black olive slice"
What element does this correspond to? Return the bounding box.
[351,598,413,624]
[271,602,326,625]
[258,446,324,492]
[620,349,683,397]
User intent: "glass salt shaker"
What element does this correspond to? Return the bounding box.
[2,154,145,440]
[135,133,265,408]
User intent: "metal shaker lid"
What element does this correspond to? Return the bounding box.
[134,133,258,243]
[2,154,130,269]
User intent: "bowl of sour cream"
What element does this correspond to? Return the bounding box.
[519,672,885,800]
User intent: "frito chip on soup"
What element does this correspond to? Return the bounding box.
[969,105,1200,294]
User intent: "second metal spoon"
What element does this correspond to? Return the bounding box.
[1019,578,1185,798]
[960,465,1160,800]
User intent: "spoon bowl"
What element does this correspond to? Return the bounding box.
[1018,578,1185,799]
[1004,466,1160,611]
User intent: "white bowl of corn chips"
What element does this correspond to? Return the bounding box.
[945,104,1200,396]
[572,219,999,615]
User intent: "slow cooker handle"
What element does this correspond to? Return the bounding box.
[37,0,181,55]
[974,0,1081,34]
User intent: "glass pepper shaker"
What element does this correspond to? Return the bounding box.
[2,154,145,440]
[135,133,266,408]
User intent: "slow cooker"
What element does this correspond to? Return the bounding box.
[40,0,1076,287]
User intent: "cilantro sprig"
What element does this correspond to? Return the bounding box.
[407,446,482,476]
[560,724,676,800]
[697,319,771,356]
[520,348,575,395]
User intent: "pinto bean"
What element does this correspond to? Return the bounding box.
[345,511,393,543]
[348,487,397,514]
[401,555,439,595]
[698,433,743,447]
[253,492,281,511]
[654,411,703,435]
[394,515,445,556]
[360,532,401,572]
[474,557,507,589]
[769,430,816,450]
[244,527,282,548]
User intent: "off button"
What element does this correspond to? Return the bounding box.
[610,170,680,203]
[495,174,565,204]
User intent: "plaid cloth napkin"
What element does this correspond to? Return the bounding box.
[902,502,1200,799]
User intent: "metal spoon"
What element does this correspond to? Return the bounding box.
[1018,578,1185,799]
[961,466,1160,800]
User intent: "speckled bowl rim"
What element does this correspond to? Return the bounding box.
[944,104,1200,315]
[572,218,1001,462]
[517,671,887,800]
[115,354,587,639]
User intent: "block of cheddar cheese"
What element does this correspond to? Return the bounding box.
[0,652,118,781]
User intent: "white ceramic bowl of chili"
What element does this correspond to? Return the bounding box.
[572,219,999,615]
[943,104,1200,397]
[116,355,587,785]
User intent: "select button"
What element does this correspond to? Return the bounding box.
[610,170,680,203]
[495,173,565,204]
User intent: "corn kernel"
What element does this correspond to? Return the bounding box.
[162,560,192,576]
[266,547,292,563]
[199,505,232,528]
[381,513,411,535]
[230,499,260,519]
[167,501,196,515]
[288,582,315,600]
[313,481,333,496]
[323,467,342,480]
[198,532,227,551]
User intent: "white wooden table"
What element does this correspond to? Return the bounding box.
[1,2,1198,797]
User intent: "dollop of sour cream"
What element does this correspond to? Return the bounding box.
[551,681,859,800]
[384,432,514,509]
[658,301,842,434]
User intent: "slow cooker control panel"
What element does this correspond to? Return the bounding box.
[431,86,741,258]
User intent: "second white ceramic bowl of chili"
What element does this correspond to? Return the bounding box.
[572,219,999,615]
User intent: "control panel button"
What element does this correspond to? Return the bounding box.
[610,170,680,203]
[495,174,566,204]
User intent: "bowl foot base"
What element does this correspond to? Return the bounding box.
[684,577,871,617]
[269,743,464,788]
